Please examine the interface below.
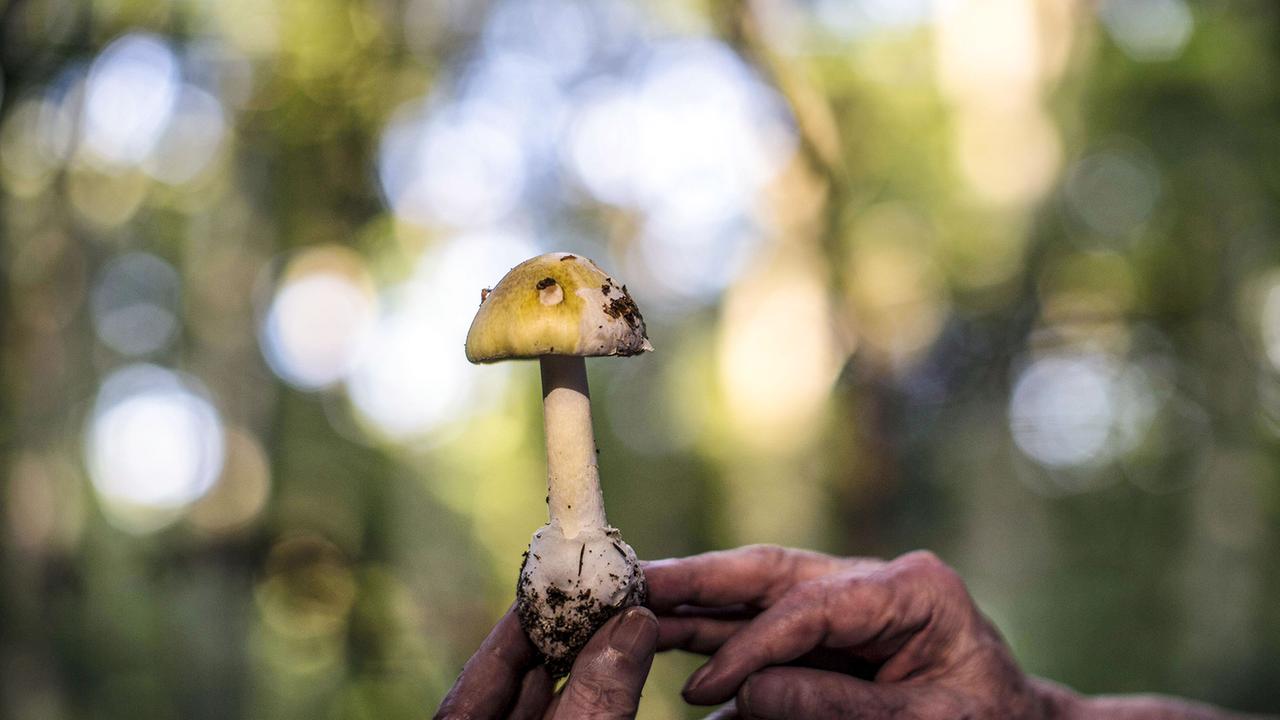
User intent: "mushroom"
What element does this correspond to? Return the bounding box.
[465,252,651,675]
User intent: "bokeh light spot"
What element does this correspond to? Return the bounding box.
[143,84,228,185]
[1010,354,1115,469]
[567,40,795,308]
[1097,0,1193,62]
[481,0,592,80]
[812,0,933,39]
[85,364,225,532]
[90,252,182,357]
[378,100,527,228]
[189,427,272,535]
[6,452,85,555]
[1009,350,1164,480]
[261,246,377,391]
[1065,146,1161,239]
[845,206,949,364]
[258,535,357,638]
[0,87,76,197]
[82,33,180,168]
[566,80,639,207]
[955,105,1061,205]
[1257,274,1280,373]
[66,165,150,228]
[718,256,841,452]
[346,230,537,441]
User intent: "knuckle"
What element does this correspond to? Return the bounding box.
[744,543,788,565]
[829,571,870,604]
[562,677,639,718]
[781,578,841,633]
[794,575,834,602]
[934,564,967,596]
[744,544,796,601]
[898,549,945,572]
[898,550,957,582]
[895,550,969,601]
[795,572,864,618]
[562,657,642,718]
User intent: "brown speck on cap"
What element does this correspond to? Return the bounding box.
[480,287,492,304]
[601,285,645,331]
[560,254,576,261]
[535,277,557,290]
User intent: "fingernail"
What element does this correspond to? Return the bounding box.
[608,607,657,659]
[682,663,713,697]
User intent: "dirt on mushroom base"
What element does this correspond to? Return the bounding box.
[515,532,648,677]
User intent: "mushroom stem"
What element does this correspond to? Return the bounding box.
[539,354,607,538]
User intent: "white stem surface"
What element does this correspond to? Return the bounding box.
[540,355,607,538]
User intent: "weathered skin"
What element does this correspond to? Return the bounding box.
[441,546,1264,719]
[517,525,647,676]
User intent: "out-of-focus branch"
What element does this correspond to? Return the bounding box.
[708,0,855,294]
[710,0,846,185]
[709,0,907,547]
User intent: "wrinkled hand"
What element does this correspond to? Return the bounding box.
[434,605,658,720]
[646,546,1050,720]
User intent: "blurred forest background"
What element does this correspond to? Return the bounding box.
[2,0,1279,717]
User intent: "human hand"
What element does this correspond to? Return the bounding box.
[646,545,1051,720]
[434,605,658,720]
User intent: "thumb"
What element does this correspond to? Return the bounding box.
[736,667,962,720]
[552,607,658,719]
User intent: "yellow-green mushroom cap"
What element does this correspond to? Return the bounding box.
[465,252,653,363]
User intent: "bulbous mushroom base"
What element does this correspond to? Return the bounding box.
[516,524,647,676]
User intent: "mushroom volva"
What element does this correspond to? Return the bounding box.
[465,252,650,675]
